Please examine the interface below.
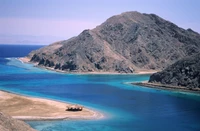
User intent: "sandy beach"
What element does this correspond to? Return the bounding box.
[18,57,31,63]
[18,57,158,75]
[0,90,104,121]
[132,70,158,75]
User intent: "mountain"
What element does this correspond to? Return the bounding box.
[149,53,200,88]
[0,112,35,131]
[28,11,200,73]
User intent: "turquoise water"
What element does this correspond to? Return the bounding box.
[0,45,200,131]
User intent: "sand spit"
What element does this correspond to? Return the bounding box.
[0,90,104,121]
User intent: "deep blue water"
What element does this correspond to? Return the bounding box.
[0,44,44,57]
[0,45,200,131]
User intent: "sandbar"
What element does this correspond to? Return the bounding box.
[0,90,104,121]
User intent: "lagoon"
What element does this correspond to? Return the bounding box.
[0,45,200,131]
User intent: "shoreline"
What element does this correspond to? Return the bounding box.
[132,82,200,94]
[0,90,104,121]
[18,57,158,75]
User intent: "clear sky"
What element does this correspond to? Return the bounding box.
[0,0,199,44]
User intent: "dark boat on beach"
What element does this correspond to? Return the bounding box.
[66,105,83,111]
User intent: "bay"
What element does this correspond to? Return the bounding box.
[0,45,200,131]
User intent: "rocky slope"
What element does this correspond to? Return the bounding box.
[0,112,36,131]
[149,53,200,88]
[28,11,200,73]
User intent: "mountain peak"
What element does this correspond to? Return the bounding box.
[120,11,143,17]
[103,11,148,25]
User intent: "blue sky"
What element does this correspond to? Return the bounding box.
[0,0,199,44]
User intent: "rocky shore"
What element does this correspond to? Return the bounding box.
[0,112,36,131]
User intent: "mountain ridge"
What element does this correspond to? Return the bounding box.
[28,11,200,73]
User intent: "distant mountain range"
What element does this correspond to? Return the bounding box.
[28,11,200,73]
[0,34,65,45]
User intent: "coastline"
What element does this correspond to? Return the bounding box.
[18,57,158,75]
[132,82,200,94]
[0,90,104,121]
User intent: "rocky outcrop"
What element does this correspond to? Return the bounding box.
[0,112,36,131]
[28,11,200,73]
[149,53,200,88]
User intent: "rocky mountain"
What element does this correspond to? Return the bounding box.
[28,11,200,73]
[0,112,35,131]
[149,53,200,88]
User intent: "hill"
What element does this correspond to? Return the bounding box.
[28,11,200,73]
[149,53,200,88]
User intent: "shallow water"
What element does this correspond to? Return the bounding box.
[0,45,200,131]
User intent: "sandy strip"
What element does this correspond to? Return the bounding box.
[0,90,104,121]
[132,81,200,94]
[18,57,158,75]
[132,70,158,75]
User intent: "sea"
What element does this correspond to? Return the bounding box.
[0,44,200,131]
